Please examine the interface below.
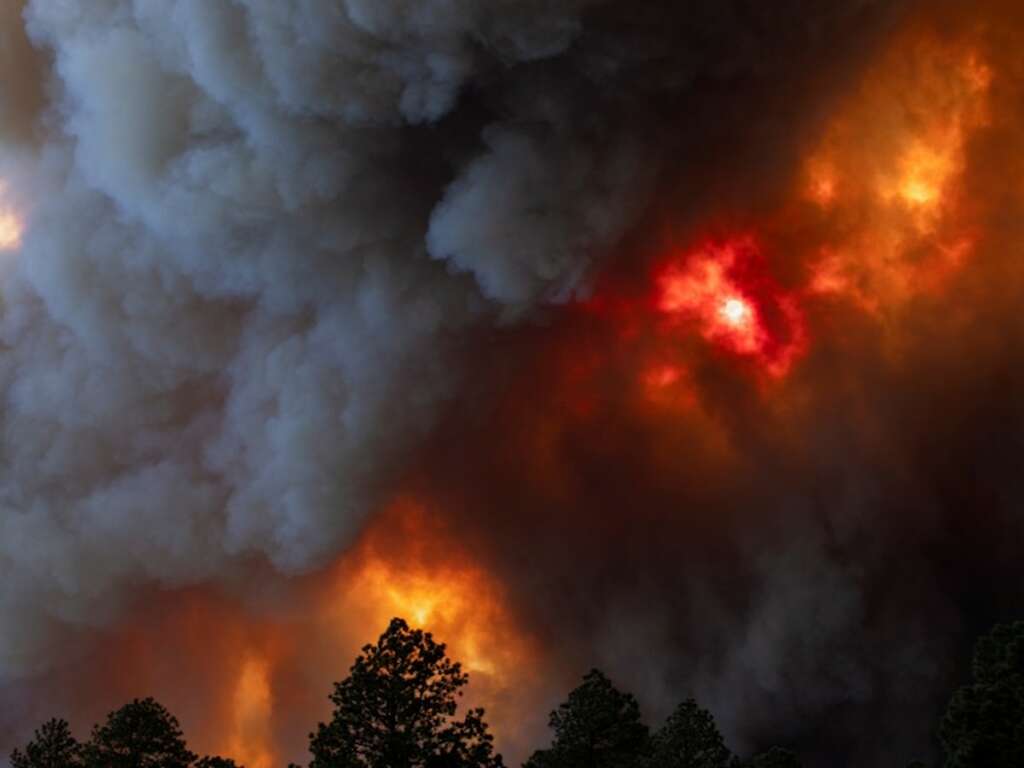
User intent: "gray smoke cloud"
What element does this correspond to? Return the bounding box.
[0,0,619,674]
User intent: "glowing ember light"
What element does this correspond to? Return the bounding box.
[0,182,22,251]
[811,177,836,205]
[889,142,951,210]
[658,245,763,353]
[326,501,536,683]
[806,158,839,206]
[808,251,849,295]
[343,557,504,675]
[0,212,20,250]
[900,180,937,206]
[644,364,682,390]
[963,53,992,92]
[226,656,275,768]
[311,499,542,759]
[801,39,991,310]
[639,363,702,412]
[719,297,752,328]
[656,238,805,375]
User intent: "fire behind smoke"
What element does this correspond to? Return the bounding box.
[5,2,1024,768]
[190,14,1018,765]
[0,184,22,252]
[203,500,540,767]
[380,9,1024,766]
[49,501,542,767]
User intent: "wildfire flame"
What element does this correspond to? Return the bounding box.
[718,297,753,329]
[656,238,806,377]
[227,657,274,768]
[632,33,992,396]
[183,499,542,767]
[323,501,535,684]
[803,36,991,311]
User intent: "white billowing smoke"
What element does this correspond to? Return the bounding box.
[0,0,637,674]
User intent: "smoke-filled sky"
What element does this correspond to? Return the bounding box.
[2,1,1024,766]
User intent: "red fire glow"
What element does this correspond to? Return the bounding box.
[656,238,806,377]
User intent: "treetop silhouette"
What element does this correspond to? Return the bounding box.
[10,718,81,768]
[82,697,196,768]
[649,698,732,768]
[307,616,503,768]
[941,620,1024,768]
[525,668,649,768]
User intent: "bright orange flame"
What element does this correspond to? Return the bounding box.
[342,558,505,675]
[327,503,533,680]
[319,499,540,750]
[881,137,960,220]
[321,501,536,720]
[226,656,275,768]
[803,36,991,311]
[87,504,539,768]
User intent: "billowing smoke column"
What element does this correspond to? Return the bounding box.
[4,0,1024,766]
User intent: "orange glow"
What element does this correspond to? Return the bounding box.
[341,559,502,674]
[80,500,541,768]
[806,159,838,206]
[310,499,542,756]
[0,182,22,251]
[802,35,991,311]
[325,501,535,683]
[226,656,275,768]
[893,143,947,206]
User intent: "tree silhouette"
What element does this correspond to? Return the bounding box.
[82,697,196,768]
[647,699,731,768]
[524,669,649,768]
[10,718,82,768]
[307,617,503,768]
[195,759,242,768]
[746,747,802,768]
[941,621,1024,767]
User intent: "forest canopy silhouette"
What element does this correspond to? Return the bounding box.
[11,618,1024,768]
